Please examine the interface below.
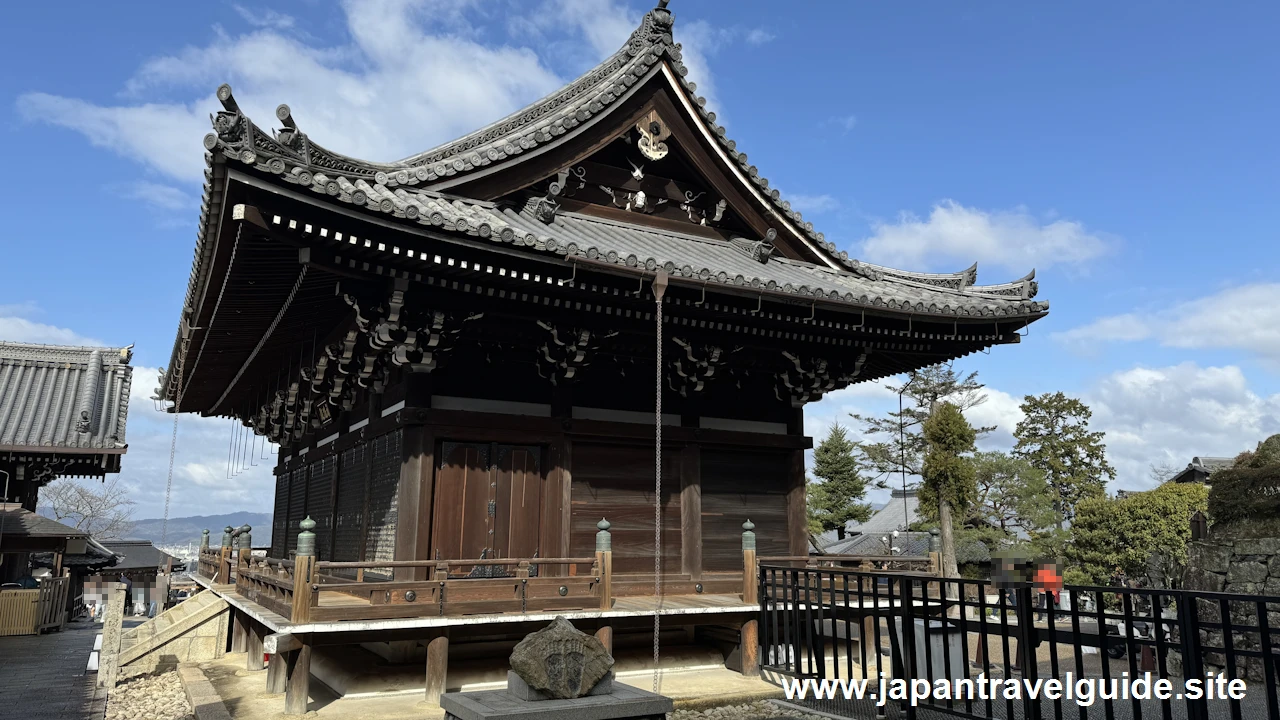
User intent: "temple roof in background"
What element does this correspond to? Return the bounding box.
[0,342,133,478]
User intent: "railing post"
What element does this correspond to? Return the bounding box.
[596,519,613,611]
[291,517,316,624]
[740,519,760,676]
[220,525,234,583]
[742,520,758,605]
[239,525,253,566]
[201,529,210,552]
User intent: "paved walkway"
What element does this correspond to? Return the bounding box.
[0,618,106,720]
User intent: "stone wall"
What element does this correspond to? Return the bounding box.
[1182,523,1280,682]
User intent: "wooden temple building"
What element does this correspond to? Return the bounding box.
[165,3,1048,712]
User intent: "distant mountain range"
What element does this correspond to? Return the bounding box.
[127,512,273,549]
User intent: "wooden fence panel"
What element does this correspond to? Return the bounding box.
[0,589,40,636]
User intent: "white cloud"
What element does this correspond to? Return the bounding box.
[859,200,1110,275]
[1053,283,1280,365]
[788,194,840,214]
[826,114,857,133]
[0,312,105,347]
[1087,363,1280,491]
[233,5,296,30]
[114,181,197,212]
[745,28,775,46]
[17,2,574,183]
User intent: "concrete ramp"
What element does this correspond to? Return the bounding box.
[117,590,229,677]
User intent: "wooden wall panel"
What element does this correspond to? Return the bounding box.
[569,442,682,574]
[700,449,790,572]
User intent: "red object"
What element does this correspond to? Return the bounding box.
[1034,566,1063,593]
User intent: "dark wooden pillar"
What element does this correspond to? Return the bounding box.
[424,631,449,706]
[395,426,435,581]
[246,622,264,671]
[680,444,702,580]
[786,449,808,556]
[284,641,312,715]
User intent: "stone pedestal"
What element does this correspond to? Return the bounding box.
[440,682,671,720]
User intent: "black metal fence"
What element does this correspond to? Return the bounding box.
[758,564,1280,720]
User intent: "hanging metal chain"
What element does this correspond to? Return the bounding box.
[160,336,187,552]
[653,284,663,694]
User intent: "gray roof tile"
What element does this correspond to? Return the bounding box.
[0,506,89,539]
[0,342,134,452]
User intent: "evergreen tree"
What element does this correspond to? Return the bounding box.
[807,424,874,537]
[1013,392,1115,528]
[851,364,992,489]
[920,402,977,578]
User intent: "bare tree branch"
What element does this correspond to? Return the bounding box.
[39,477,136,540]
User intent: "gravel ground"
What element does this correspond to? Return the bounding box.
[106,671,194,720]
[671,700,829,720]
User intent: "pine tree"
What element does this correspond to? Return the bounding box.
[807,424,874,538]
[851,364,992,489]
[1013,392,1115,528]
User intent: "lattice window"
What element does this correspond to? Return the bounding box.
[332,444,369,578]
[363,429,402,578]
[308,456,336,561]
[287,466,308,555]
[271,472,289,558]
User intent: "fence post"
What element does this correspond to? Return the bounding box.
[220,525,234,583]
[1013,584,1040,718]
[740,520,760,676]
[595,519,613,611]
[1177,591,1210,720]
[291,517,316,624]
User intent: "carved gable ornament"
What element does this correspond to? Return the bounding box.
[635,109,672,161]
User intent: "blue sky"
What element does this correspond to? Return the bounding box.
[2,0,1277,519]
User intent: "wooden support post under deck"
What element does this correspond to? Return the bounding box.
[739,619,759,676]
[231,610,248,653]
[284,642,312,715]
[266,652,287,694]
[680,444,702,581]
[424,631,449,706]
[594,623,614,655]
[246,622,264,671]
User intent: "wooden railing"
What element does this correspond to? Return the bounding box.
[206,517,841,625]
[758,552,941,575]
[0,576,70,636]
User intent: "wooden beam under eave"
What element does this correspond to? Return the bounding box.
[680,444,702,581]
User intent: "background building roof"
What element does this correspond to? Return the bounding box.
[0,504,89,539]
[815,487,921,550]
[102,540,183,571]
[0,341,134,454]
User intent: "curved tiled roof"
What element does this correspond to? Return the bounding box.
[198,5,1038,285]
[246,182,1046,318]
[0,341,133,452]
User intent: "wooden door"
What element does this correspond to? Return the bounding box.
[494,445,542,559]
[432,442,544,561]
[431,442,492,561]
